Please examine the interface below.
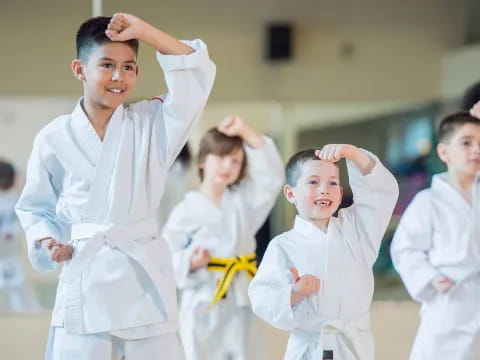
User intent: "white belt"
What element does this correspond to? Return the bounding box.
[60,218,158,283]
[292,312,371,353]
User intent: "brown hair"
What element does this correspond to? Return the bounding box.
[438,112,480,143]
[285,148,339,187]
[197,128,247,185]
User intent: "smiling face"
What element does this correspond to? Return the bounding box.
[437,123,480,177]
[72,41,138,111]
[284,159,343,228]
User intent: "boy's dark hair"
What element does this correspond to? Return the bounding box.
[461,82,480,110]
[76,16,139,61]
[438,112,480,143]
[0,161,15,191]
[285,148,338,187]
[197,128,247,185]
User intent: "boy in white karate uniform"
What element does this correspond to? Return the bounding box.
[391,111,480,360]
[15,13,215,360]
[249,144,399,360]
[162,116,284,360]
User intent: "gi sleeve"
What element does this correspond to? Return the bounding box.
[236,137,285,232]
[248,239,300,331]
[341,149,399,265]
[15,136,68,272]
[391,191,439,302]
[150,39,216,167]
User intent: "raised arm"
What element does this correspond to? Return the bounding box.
[218,116,285,231]
[107,13,216,166]
[318,144,399,263]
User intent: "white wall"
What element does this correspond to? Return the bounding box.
[0,0,470,102]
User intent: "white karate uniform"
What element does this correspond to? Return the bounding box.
[158,160,195,230]
[249,151,399,360]
[162,137,284,360]
[0,191,40,311]
[391,173,480,360]
[15,39,215,360]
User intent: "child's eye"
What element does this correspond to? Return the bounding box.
[101,63,113,69]
[462,141,471,147]
[125,65,134,71]
[308,180,318,185]
[329,181,338,186]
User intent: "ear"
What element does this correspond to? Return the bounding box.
[135,65,139,77]
[437,143,449,164]
[339,186,344,198]
[283,184,296,204]
[71,59,85,81]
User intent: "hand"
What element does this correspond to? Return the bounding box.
[470,101,480,119]
[105,13,146,42]
[40,238,73,263]
[218,115,265,148]
[315,144,357,163]
[190,247,211,271]
[217,115,247,138]
[431,275,455,293]
[290,267,320,306]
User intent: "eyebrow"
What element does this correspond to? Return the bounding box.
[98,57,137,64]
[306,175,339,180]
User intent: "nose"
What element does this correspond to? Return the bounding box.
[318,184,330,195]
[474,142,480,154]
[111,68,122,81]
[222,159,234,172]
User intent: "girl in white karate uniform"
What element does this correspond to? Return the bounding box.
[162,116,284,360]
[391,111,480,360]
[0,161,40,312]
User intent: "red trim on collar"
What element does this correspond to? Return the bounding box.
[151,97,164,102]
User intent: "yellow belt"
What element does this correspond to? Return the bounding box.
[207,252,257,308]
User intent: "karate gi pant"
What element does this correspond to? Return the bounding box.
[46,326,185,360]
[410,274,480,360]
[179,292,266,360]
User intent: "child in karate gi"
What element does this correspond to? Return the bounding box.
[249,144,399,360]
[15,13,215,360]
[391,111,480,360]
[0,160,40,311]
[162,115,284,360]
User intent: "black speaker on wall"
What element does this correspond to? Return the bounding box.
[266,23,293,61]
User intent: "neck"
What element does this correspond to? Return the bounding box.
[81,98,116,141]
[447,170,475,204]
[200,181,226,206]
[311,217,330,233]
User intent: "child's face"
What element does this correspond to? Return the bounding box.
[284,160,343,225]
[73,42,138,110]
[437,123,480,176]
[201,147,245,187]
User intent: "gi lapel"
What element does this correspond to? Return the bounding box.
[85,105,124,222]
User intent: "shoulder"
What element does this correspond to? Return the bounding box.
[266,230,297,252]
[127,98,165,116]
[408,188,432,208]
[164,191,220,229]
[35,114,70,143]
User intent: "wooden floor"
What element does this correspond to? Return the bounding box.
[1,301,420,360]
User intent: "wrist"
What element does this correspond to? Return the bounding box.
[241,127,264,149]
[344,145,360,160]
